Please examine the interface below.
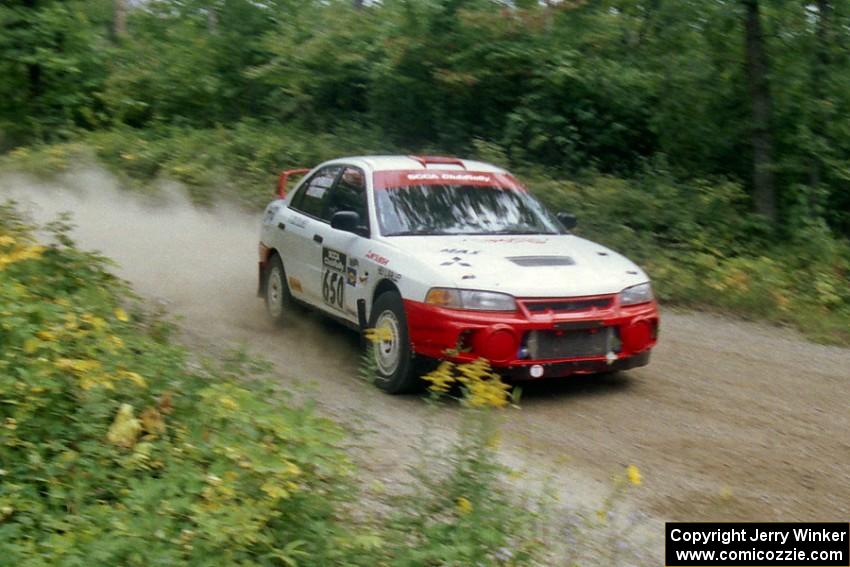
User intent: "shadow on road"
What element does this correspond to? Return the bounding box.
[511,371,634,403]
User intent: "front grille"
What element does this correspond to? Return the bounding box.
[525,327,618,360]
[523,296,613,314]
[508,256,575,267]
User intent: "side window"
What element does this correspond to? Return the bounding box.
[290,166,342,219]
[324,167,368,225]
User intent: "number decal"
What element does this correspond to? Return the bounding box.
[321,247,347,310]
[322,270,345,310]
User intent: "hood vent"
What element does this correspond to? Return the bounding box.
[508,256,575,267]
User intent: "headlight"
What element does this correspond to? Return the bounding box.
[425,288,517,311]
[620,282,653,306]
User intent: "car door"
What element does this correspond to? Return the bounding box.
[281,165,342,305]
[311,166,371,322]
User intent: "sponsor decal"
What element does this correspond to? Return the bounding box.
[365,251,390,265]
[346,257,359,287]
[373,170,527,191]
[321,247,347,310]
[406,173,492,183]
[287,215,307,229]
[440,248,480,255]
[440,256,472,267]
[323,248,347,272]
[377,266,401,282]
[305,185,327,199]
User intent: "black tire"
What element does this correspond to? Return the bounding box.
[264,254,292,325]
[368,291,418,394]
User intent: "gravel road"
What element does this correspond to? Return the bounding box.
[5,169,849,539]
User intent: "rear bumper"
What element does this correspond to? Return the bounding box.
[403,296,658,380]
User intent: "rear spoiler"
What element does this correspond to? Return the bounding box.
[277,168,310,198]
[408,155,467,169]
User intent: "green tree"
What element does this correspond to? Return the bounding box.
[0,0,111,144]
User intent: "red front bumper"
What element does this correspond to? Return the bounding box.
[404,294,659,380]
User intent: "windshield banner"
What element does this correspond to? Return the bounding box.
[373,170,526,191]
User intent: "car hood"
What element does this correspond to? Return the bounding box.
[384,234,649,297]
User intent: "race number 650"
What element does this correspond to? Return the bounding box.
[322,269,344,310]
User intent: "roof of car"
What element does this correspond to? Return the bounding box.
[323,155,508,174]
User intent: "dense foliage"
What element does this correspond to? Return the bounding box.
[0,204,363,564]
[3,0,850,233]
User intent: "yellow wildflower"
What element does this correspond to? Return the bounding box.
[23,338,39,354]
[36,330,56,342]
[422,361,456,394]
[114,308,129,322]
[56,358,102,374]
[261,481,290,500]
[456,496,473,515]
[286,462,301,476]
[626,464,642,486]
[107,404,142,448]
[81,314,106,330]
[0,244,44,270]
[121,371,147,388]
[364,326,393,343]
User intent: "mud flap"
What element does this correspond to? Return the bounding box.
[357,299,368,347]
[257,262,266,297]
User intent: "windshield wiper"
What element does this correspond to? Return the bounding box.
[477,229,558,235]
[385,230,455,236]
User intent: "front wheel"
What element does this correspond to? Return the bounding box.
[369,291,418,394]
[264,255,292,325]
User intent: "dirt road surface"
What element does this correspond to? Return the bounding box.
[4,169,849,551]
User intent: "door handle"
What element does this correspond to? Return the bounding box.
[313,234,323,244]
[277,222,286,231]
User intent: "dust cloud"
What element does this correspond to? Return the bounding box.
[0,165,363,376]
[0,167,263,332]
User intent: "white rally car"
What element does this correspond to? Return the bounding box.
[259,156,659,393]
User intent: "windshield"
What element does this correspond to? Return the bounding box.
[375,184,565,236]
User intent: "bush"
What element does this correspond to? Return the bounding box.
[0,203,364,565]
[83,123,387,207]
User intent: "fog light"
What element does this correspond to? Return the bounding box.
[473,326,517,363]
[530,364,544,378]
[621,321,652,352]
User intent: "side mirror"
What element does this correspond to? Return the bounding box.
[557,212,578,230]
[331,210,366,236]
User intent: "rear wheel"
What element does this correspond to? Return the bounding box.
[369,291,418,394]
[264,254,292,325]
